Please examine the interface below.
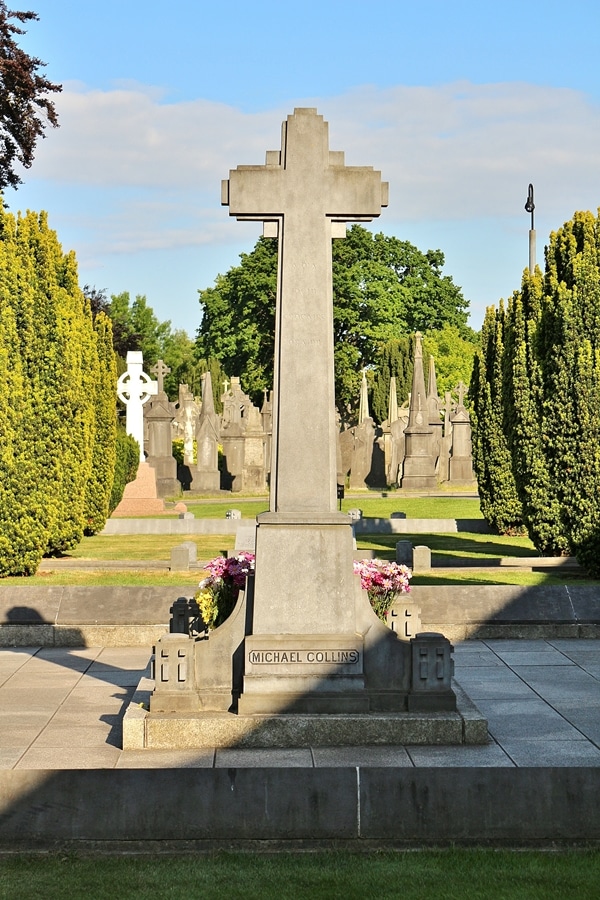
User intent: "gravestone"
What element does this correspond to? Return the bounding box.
[242,403,267,491]
[145,370,178,496]
[150,109,457,728]
[427,354,443,473]
[117,351,158,461]
[449,381,477,485]
[400,333,437,490]
[191,371,221,491]
[220,377,251,491]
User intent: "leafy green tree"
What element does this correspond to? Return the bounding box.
[197,236,277,405]
[422,325,478,399]
[106,291,204,401]
[197,225,469,416]
[21,214,98,554]
[474,209,600,565]
[0,1,61,189]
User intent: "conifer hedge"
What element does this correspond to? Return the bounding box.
[471,210,600,572]
[0,204,119,575]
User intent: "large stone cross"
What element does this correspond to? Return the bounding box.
[223,108,388,514]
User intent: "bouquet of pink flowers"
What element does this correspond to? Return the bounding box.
[196,552,255,630]
[353,558,412,622]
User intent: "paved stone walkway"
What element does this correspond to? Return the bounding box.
[0,640,599,769]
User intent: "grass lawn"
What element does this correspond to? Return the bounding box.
[1,850,599,899]
[357,532,536,559]
[180,496,483,520]
[64,534,234,561]
[3,519,591,587]
[2,497,593,587]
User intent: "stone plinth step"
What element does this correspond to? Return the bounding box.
[123,680,486,750]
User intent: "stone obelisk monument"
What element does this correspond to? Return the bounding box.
[223,108,388,713]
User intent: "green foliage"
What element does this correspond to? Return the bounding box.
[538,211,600,567]
[422,325,478,398]
[106,290,211,403]
[197,225,470,416]
[502,272,569,554]
[109,425,140,514]
[83,312,118,534]
[0,203,120,573]
[197,236,277,404]
[370,337,412,423]
[474,209,600,566]
[0,209,47,574]
[470,305,524,534]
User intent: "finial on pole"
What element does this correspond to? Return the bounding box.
[525,183,536,273]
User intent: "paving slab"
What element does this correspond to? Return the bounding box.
[500,740,600,767]
[14,745,122,769]
[215,748,314,768]
[0,749,25,768]
[547,639,600,652]
[453,649,504,667]
[312,746,413,767]
[116,749,216,768]
[483,639,562,652]
[32,724,120,749]
[406,743,514,767]
[475,698,588,741]
[510,666,600,701]
[491,650,575,667]
[451,669,537,700]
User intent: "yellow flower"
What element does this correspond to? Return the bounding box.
[195,587,216,629]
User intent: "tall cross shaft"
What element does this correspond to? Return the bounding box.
[223,108,387,513]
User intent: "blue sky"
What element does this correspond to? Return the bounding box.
[9,0,600,335]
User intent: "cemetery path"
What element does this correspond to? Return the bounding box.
[0,641,599,769]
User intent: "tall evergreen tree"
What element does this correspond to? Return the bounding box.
[83,311,118,534]
[0,205,117,571]
[0,205,47,574]
[371,337,412,423]
[502,271,568,553]
[541,212,600,568]
[476,209,600,566]
[470,304,523,533]
[22,214,97,554]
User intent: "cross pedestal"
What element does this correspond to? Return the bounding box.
[223,109,389,713]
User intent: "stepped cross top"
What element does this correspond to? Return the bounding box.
[223,108,388,513]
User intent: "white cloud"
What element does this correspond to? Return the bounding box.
[33,79,600,234]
